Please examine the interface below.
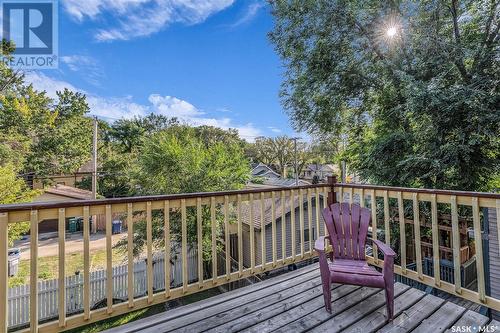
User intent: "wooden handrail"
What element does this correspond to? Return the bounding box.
[336,182,500,199]
[1,182,500,333]
[335,183,500,313]
[0,184,329,212]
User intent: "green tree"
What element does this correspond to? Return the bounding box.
[0,164,40,245]
[250,136,313,178]
[269,0,499,191]
[115,125,250,271]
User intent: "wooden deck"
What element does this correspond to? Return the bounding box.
[103,264,499,333]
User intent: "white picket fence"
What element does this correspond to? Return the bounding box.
[8,248,198,329]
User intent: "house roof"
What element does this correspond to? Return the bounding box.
[306,164,337,173]
[240,194,324,230]
[44,184,94,200]
[251,163,280,178]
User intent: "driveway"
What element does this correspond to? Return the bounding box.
[14,232,126,260]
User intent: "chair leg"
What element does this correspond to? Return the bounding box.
[385,284,394,321]
[322,278,332,314]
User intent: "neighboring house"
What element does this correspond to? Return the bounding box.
[32,184,97,234]
[488,208,500,320]
[236,194,325,268]
[248,163,310,189]
[251,163,281,179]
[302,164,338,182]
[247,177,311,189]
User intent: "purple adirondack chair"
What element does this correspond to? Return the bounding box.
[315,202,396,320]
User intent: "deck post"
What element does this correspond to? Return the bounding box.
[327,176,338,206]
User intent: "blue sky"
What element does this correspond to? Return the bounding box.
[25,0,296,140]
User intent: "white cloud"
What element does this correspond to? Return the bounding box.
[61,0,234,41]
[148,94,202,118]
[60,55,103,86]
[23,72,261,141]
[268,126,281,133]
[230,1,264,28]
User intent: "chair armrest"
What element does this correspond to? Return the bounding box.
[372,239,396,257]
[314,236,327,253]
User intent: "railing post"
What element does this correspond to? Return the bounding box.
[327,176,337,206]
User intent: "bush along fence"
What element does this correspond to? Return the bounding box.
[7,249,197,329]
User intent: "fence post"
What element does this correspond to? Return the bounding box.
[327,176,337,206]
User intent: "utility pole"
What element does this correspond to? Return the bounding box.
[292,137,301,186]
[92,116,98,200]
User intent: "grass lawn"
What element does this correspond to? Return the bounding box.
[9,248,126,287]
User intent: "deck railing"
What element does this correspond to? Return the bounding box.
[0,184,332,333]
[335,182,500,312]
[1,181,499,332]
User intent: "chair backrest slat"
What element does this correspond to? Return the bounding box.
[322,203,370,260]
[331,204,344,258]
[351,204,360,259]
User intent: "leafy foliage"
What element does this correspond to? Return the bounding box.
[114,125,250,263]
[269,0,499,190]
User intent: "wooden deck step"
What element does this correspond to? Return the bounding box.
[308,283,410,333]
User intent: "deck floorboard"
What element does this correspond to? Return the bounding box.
[101,264,493,333]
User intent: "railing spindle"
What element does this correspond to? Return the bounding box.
[290,189,296,261]
[323,187,329,238]
[371,190,378,263]
[30,210,39,332]
[347,188,353,205]
[260,192,266,270]
[249,193,255,272]
[105,205,113,313]
[83,206,90,319]
[360,189,365,208]
[197,198,203,287]
[412,193,423,280]
[271,191,277,267]
[472,197,486,302]
[281,190,286,262]
[58,208,66,326]
[450,195,462,294]
[237,194,243,275]
[181,199,188,291]
[299,189,305,257]
[383,190,390,245]
[431,194,441,287]
[397,192,406,274]
[0,213,7,333]
[315,188,321,240]
[127,203,134,306]
[210,197,217,282]
[224,196,230,279]
[496,199,500,256]
[164,201,170,297]
[338,186,344,203]
[146,202,153,302]
[307,189,313,253]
